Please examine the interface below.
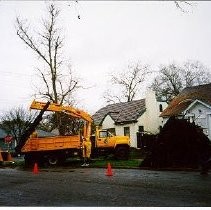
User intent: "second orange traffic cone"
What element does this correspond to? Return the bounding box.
[106,162,113,176]
[33,162,39,174]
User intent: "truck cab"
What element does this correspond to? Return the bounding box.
[91,127,130,160]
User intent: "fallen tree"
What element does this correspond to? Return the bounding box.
[140,117,211,169]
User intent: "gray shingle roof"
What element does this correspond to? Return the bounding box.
[92,99,146,125]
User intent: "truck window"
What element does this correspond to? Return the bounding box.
[99,131,108,138]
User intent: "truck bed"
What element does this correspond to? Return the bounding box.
[21,135,82,153]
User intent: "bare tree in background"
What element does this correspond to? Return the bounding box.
[151,63,182,103]
[151,60,211,103]
[16,4,80,105]
[174,1,193,13]
[104,62,149,104]
[16,4,81,134]
[181,60,211,87]
[0,107,35,147]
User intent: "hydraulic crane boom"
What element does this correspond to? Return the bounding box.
[15,101,51,154]
[30,100,93,141]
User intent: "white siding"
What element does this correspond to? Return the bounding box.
[115,125,124,136]
[101,115,114,129]
[143,90,167,134]
[185,102,211,140]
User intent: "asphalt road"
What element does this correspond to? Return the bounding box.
[0,166,210,207]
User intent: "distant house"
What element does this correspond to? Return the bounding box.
[0,128,7,150]
[0,128,7,140]
[160,83,211,140]
[92,90,168,148]
[0,128,56,150]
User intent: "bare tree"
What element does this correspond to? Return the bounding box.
[174,1,193,13]
[0,107,35,147]
[104,62,149,104]
[151,60,211,103]
[40,112,84,135]
[16,3,82,134]
[151,63,183,103]
[181,60,211,87]
[16,4,80,105]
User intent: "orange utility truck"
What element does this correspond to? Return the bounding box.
[15,100,130,166]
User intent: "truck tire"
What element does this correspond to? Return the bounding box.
[45,154,66,166]
[47,155,59,166]
[115,146,129,160]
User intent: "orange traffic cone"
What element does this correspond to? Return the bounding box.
[6,152,13,161]
[33,163,39,174]
[0,152,3,162]
[106,162,113,176]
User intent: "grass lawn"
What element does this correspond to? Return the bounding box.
[10,157,143,169]
[9,148,144,169]
[90,158,142,168]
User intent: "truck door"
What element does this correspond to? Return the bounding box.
[97,130,110,148]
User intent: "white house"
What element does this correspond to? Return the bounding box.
[92,90,167,148]
[160,83,211,141]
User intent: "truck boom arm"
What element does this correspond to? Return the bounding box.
[15,101,50,154]
[30,100,93,141]
[30,100,93,123]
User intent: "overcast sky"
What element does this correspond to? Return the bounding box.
[0,1,211,115]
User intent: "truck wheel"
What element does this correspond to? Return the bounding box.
[115,146,129,160]
[47,155,59,166]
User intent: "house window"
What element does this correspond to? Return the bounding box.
[138,126,144,132]
[124,127,130,137]
[159,104,163,112]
